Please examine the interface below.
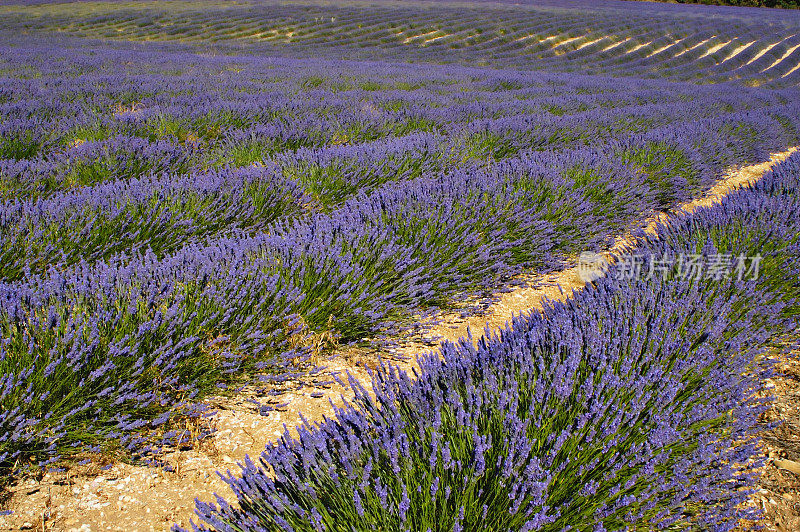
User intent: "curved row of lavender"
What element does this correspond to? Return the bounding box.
[4,0,800,86]
[180,151,800,531]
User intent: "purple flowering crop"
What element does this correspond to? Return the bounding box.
[181,153,800,532]
[2,0,800,504]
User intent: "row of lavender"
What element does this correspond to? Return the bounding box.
[4,0,800,86]
[2,38,800,480]
[182,150,800,531]
[2,44,798,277]
[4,41,785,182]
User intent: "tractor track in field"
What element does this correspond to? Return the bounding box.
[1,148,797,532]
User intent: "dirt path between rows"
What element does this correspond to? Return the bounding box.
[1,148,797,532]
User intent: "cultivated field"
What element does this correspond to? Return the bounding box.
[1,0,800,530]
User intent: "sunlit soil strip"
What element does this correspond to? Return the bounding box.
[574,35,607,51]
[719,40,757,65]
[422,32,450,45]
[762,41,800,72]
[641,147,797,233]
[535,34,560,46]
[249,31,275,40]
[781,59,800,78]
[624,40,653,55]
[742,38,790,68]
[550,34,583,49]
[402,29,440,44]
[698,39,732,59]
[428,27,473,46]
[601,36,632,53]
[673,36,716,59]
[513,33,539,43]
[645,37,686,58]
[249,28,286,41]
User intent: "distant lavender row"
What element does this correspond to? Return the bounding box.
[3,0,800,85]
[1,41,795,184]
[181,150,800,532]
[0,90,767,199]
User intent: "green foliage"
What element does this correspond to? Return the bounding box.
[0,131,43,160]
[619,142,699,209]
[0,181,303,281]
[282,153,439,209]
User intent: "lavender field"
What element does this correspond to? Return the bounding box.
[1,0,800,530]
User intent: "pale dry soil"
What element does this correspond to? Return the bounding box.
[748,337,800,532]
[1,148,797,531]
